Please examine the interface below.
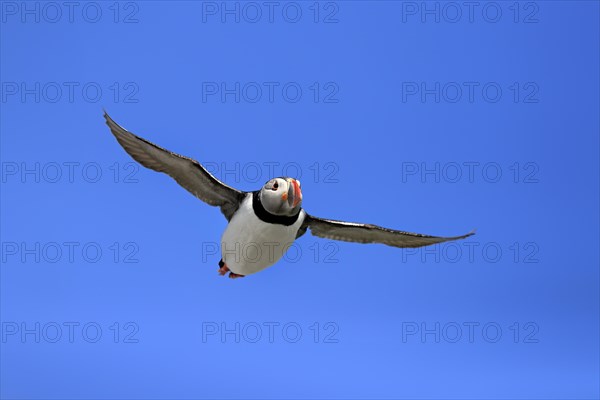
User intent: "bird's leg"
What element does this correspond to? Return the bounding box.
[218,259,244,278]
[218,259,229,276]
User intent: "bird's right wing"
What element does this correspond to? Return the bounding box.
[104,112,246,221]
[302,214,475,248]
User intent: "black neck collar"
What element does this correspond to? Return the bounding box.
[252,191,300,226]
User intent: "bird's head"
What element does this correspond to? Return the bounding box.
[259,177,303,216]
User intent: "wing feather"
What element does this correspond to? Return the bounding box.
[104,112,245,220]
[304,215,474,248]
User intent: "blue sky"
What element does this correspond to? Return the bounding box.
[1,1,599,399]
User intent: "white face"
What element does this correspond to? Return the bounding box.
[260,177,303,216]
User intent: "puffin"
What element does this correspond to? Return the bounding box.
[104,112,474,279]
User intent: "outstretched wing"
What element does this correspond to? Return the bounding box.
[302,214,474,248]
[104,112,245,220]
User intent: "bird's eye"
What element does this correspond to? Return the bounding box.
[272,182,279,191]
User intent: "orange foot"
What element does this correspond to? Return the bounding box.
[218,260,230,276]
[228,272,245,279]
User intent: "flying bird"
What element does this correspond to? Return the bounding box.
[104,112,474,279]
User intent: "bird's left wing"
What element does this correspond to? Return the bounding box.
[104,112,246,221]
[302,214,475,248]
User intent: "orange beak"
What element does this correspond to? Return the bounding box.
[290,179,302,207]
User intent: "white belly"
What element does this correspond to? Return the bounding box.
[220,194,306,275]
